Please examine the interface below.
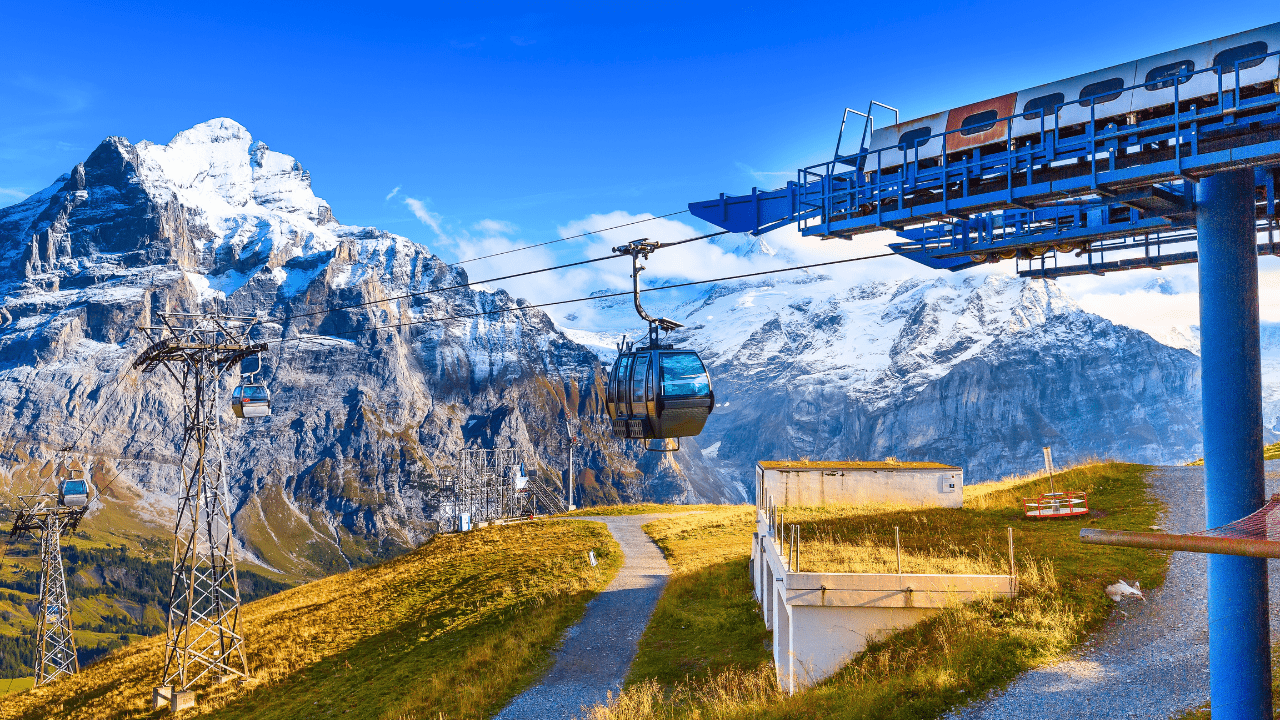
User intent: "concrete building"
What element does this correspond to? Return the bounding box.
[751,504,1016,692]
[756,460,962,509]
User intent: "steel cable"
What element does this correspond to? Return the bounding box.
[264,230,729,324]
[317,250,898,338]
[450,210,688,265]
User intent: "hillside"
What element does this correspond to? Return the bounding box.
[0,519,620,719]
[584,462,1169,719]
[0,495,291,675]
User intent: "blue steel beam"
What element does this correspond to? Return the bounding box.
[688,182,822,235]
[1198,169,1271,719]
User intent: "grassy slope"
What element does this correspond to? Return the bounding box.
[0,519,621,720]
[0,457,299,677]
[587,462,1167,720]
[1186,440,1280,466]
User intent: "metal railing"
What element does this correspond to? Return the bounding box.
[796,50,1280,240]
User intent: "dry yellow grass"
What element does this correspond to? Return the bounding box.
[795,533,1008,575]
[962,457,1105,506]
[0,519,621,720]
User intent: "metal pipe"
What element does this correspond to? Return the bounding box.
[895,526,902,575]
[1007,527,1015,577]
[1197,168,1271,719]
[1081,528,1280,559]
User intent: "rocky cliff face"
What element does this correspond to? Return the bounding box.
[0,119,727,580]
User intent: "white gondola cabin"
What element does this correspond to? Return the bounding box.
[58,479,89,508]
[231,384,271,418]
[232,354,272,419]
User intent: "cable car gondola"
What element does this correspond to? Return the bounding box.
[605,239,714,452]
[58,466,90,508]
[232,355,272,419]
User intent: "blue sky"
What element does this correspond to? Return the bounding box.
[2,2,1278,338]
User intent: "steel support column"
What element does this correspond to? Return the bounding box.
[1197,168,1271,719]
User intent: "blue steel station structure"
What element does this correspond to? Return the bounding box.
[689,23,1280,720]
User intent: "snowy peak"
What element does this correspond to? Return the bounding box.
[136,118,330,223]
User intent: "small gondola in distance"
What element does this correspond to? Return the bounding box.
[58,478,89,508]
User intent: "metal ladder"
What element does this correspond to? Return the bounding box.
[528,475,567,515]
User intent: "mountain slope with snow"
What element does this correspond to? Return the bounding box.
[0,119,726,580]
[561,242,1204,496]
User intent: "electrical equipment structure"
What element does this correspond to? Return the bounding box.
[442,448,565,530]
[132,311,267,710]
[6,464,91,686]
[688,22,1280,720]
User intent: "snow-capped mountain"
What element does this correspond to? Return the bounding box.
[0,116,1230,569]
[0,119,727,580]
[560,240,1206,498]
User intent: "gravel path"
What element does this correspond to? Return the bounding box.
[493,514,673,720]
[945,462,1280,720]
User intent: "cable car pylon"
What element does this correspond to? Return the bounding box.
[5,462,92,686]
[606,239,715,452]
[132,311,268,712]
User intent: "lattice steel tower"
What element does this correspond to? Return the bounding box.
[133,311,266,701]
[7,466,90,686]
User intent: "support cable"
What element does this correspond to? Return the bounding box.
[450,210,688,265]
[319,250,898,337]
[265,230,729,323]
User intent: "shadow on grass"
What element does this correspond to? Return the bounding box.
[627,556,771,688]
[205,589,598,720]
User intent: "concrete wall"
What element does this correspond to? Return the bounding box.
[758,466,963,509]
[752,507,1015,693]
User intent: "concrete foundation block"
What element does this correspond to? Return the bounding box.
[152,686,172,710]
[171,690,196,713]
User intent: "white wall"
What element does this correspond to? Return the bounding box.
[760,467,963,509]
[753,507,1015,692]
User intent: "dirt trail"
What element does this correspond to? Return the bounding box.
[946,463,1280,720]
[494,514,672,720]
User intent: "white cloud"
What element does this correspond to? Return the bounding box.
[735,162,794,185]
[473,219,517,235]
[0,187,28,200]
[403,197,445,238]
[385,186,400,201]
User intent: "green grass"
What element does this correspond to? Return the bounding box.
[0,519,622,720]
[586,462,1168,720]
[1186,440,1280,466]
[0,681,30,698]
[626,507,766,686]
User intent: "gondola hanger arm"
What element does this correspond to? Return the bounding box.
[612,239,684,334]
